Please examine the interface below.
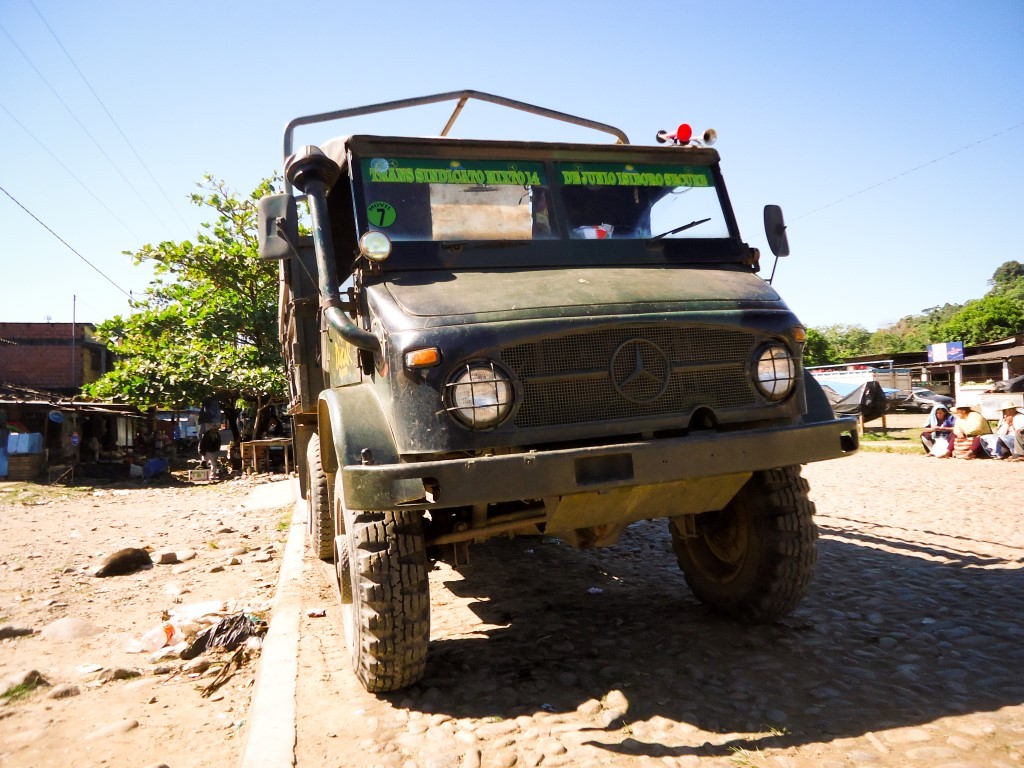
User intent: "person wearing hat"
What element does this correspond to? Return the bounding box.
[980,400,1024,460]
[948,402,992,459]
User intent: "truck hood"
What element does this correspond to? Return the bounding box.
[381,266,782,323]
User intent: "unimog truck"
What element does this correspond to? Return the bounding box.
[258,91,858,693]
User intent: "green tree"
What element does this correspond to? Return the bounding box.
[802,328,837,366]
[932,294,1024,346]
[989,260,1024,304]
[84,176,286,442]
[815,323,872,360]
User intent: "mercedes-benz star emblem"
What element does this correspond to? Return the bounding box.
[610,339,670,404]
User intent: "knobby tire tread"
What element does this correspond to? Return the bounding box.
[672,465,817,624]
[348,508,430,692]
[307,435,334,561]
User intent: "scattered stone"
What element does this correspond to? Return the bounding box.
[40,617,102,641]
[152,550,179,565]
[176,548,197,562]
[93,547,152,577]
[225,546,248,556]
[183,658,211,674]
[87,719,139,740]
[577,698,602,716]
[603,689,629,712]
[227,556,242,566]
[209,565,225,573]
[98,667,142,683]
[48,683,81,699]
[0,626,34,639]
[252,552,272,563]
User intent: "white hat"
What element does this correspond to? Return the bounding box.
[953,402,975,411]
[997,399,1023,412]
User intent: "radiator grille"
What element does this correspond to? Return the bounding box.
[501,326,760,428]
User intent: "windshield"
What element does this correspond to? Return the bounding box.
[554,162,728,240]
[360,157,553,241]
[356,155,728,242]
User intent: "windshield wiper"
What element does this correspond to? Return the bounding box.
[646,217,711,243]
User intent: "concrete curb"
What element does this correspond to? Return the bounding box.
[238,479,304,768]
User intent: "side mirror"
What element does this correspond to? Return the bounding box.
[764,204,790,257]
[257,194,299,260]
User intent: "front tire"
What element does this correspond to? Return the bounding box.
[338,504,430,693]
[305,434,333,561]
[670,466,817,623]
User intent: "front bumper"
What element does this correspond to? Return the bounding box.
[342,417,858,511]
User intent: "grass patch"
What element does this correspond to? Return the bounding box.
[276,509,293,531]
[2,674,46,702]
[728,746,768,766]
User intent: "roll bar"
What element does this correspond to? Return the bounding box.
[282,90,630,194]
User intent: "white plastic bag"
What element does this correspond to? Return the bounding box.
[929,436,950,457]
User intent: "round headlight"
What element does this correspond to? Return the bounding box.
[754,344,796,401]
[358,231,391,262]
[445,362,513,429]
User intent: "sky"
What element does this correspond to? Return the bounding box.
[1,0,1022,331]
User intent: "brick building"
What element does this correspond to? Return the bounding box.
[0,322,111,395]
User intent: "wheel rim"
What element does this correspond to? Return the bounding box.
[687,507,750,583]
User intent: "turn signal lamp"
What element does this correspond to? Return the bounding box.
[404,347,441,369]
[792,326,807,344]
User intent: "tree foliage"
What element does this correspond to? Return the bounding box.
[807,260,1024,358]
[84,176,286,434]
[931,294,1024,346]
[802,328,836,366]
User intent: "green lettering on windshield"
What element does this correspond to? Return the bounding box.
[364,158,546,186]
[558,163,711,188]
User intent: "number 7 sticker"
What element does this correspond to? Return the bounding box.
[367,201,397,228]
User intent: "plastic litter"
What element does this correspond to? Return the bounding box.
[127,622,184,653]
[180,612,266,660]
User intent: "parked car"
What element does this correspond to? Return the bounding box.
[906,387,954,412]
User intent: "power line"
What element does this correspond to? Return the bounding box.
[0,21,177,238]
[28,0,192,233]
[0,182,133,299]
[0,101,143,241]
[790,120,1024,224]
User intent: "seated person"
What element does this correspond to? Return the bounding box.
[980,400,1024,459]
[948,403,992,459]
[920,405,954,455]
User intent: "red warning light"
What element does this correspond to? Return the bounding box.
[675,123,693,144]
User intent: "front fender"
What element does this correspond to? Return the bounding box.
[318,385,402,474]
[317,385,425,514]
[801,370,837,424]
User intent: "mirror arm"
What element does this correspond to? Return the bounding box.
[273,218,302,260]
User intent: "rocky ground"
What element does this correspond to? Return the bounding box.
[3,448,1024,768]
[0,473,295,768]
[293,451,1024,768]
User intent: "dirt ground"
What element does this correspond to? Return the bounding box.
[0,472,295,768]
[3,447,1024,768]
[292,450,1024,768]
